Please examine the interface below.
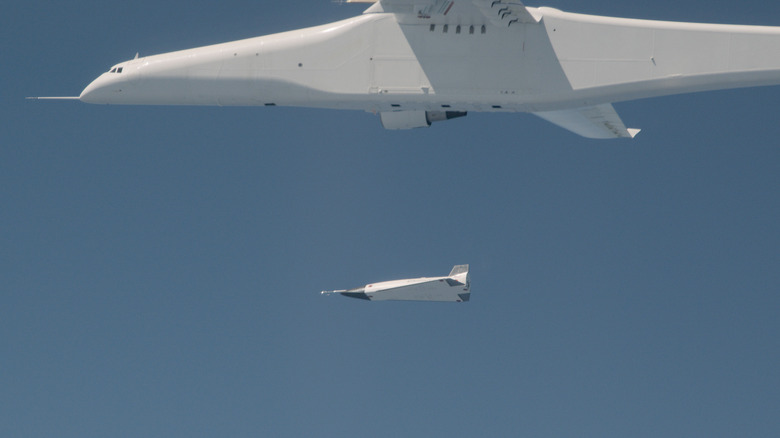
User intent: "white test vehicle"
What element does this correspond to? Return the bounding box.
[322,265,471,302]
[35,0,780,138]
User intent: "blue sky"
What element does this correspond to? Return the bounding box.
[3,1,780,436]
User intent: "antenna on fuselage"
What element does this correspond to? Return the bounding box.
[134,52,139,59]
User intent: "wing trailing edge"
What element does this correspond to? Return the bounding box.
[533,104,640,139]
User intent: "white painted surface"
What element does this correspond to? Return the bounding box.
[77,0,780,137]
[323,265,471,302]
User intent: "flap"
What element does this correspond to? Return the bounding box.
[533,104,641,139]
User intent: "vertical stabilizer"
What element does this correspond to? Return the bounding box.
[449,264,469,276]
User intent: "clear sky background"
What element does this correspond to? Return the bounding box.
[3,1,780,437]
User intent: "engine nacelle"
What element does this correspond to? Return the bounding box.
[379,110,467,130]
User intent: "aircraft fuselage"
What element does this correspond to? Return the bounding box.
[77,4,780,135]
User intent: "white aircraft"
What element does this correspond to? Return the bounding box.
[33,0,780,138]
[322,265,470,302]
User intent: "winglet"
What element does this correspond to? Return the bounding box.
[627,128,641,138]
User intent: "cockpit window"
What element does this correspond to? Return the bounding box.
[117,67,123,73]
[108,67,124,73]
[110,68,117,73]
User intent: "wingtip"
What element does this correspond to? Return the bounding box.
[627,128,641,138]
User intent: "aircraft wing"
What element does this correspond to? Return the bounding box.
[347,0,540,25]
[533,104,641,139]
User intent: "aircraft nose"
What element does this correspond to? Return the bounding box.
[79,73,127,104]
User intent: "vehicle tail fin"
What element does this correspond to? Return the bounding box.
[449,264,469,276]
[448,265,471,302]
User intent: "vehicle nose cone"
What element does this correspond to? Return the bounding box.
[79,73,125,104]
